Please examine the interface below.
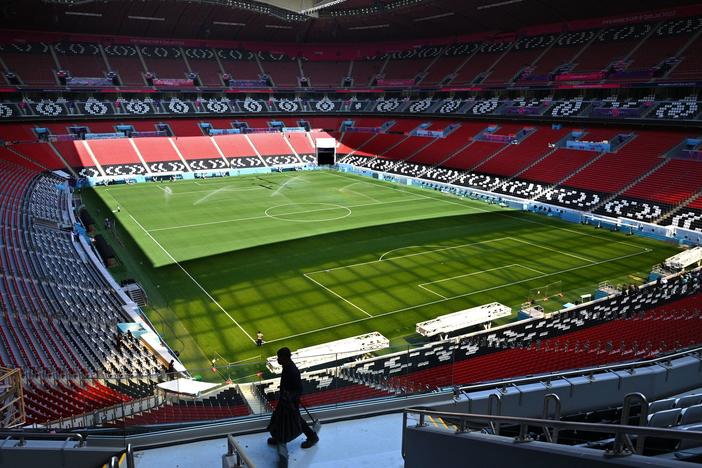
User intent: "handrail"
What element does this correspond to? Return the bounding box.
[619,392,649,455]
[44,393,164,429]
[126,443,135,468]
[402,407,702,458]
[226,434,257,467]
[542,393,561,443]
[0,431,85,447]
[458,344,702,394]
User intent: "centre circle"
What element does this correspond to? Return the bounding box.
[264,203,352,222]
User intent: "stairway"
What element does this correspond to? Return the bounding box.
[588,158,671,212]
[655,187,702,225]
[528,150,610,201]
[238,383,271,415]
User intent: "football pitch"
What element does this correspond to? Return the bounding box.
[85,170,681,375]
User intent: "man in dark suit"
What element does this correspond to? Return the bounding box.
[267,347,319,448]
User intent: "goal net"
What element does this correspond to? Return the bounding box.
[527,280,563,302]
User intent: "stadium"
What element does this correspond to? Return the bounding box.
[0,0,701,466]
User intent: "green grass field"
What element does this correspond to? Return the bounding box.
[82,170,681,377]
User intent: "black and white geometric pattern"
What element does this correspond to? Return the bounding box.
[103,164,147,176]
[376,98,401,112]
[0,42,50,54]
[598,23,651,42]
[407,98,432,113]
[297,154,316,164]
[263,155,301,166]
[102,44,138,57]
[349,101,367,112]
[480,41,512,54]
[513,34,555,51]
[381,45,444,60]
[665,209,702,232]
[388,161,428,177]
[183,48,215,60]
[205,99,230,114]
[420,167,462,183]
[123,99,153,115]
[0,103,16,119]
[215,48,254,61]
[242,98,264,113]
[82,99,110,116]
[597,96,643,110]
[338,155,370,166]
[437,99,461,114]
[364,157,398,172]
[315,97,336,112]
[139,46,182,59]
[656,17,702,36]
[599,198,664,221]
[32,100,66,117]
[230,156,266,168]
[504,98,544,116]
[453,172,503,190]
[470,98,499,115]
[79,167,101,178]
[557,30,597,47]
[538,187,600,209]
[188,158,229,171]
[550,98,585,117]
[442,42,480,57]
[277,99,300,113]
[494,180,547,198]
[165,97,191,114]
[654,98,699,120]
[53,42,101,56]
[148,161,187,173]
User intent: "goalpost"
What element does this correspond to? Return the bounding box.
[527,280,563,302]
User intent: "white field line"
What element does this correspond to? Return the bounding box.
[330,171,649,252]
[148,196,444,232]
[498,211,653,251]
[307,237,513,275]
[271,175,304,197]
[267,247,651,345]
[193,186,231,206]
[419,264,540,289]
[417,283,448,299]
[510,237,597,264]
[339,182,384,203]
[326,171,491,212]
[169,187,265,195]
[303,273,372,318]
[126,213,255,343]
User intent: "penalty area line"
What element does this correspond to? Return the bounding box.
[126,213,256,343]
[303,273,372,318]
[266,248,650,345]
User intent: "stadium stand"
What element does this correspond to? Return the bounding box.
[0,159,164,424]
[302,60,350,87]
[0,42,57,86]
[102,44,146,86]
[2,5,702,466]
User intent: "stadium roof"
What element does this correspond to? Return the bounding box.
[3,0,700,42]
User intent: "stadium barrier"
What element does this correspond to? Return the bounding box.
[337,163,702,246]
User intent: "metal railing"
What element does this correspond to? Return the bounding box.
[226,434,257,467]
[402,407,702,459]
[458,344,702,395]
[0,430,85,447]
[106,443,135,468]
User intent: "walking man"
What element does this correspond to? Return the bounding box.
[267,347,319,449]
[256,331,264,347]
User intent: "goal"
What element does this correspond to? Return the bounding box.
[528,280,563,302]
